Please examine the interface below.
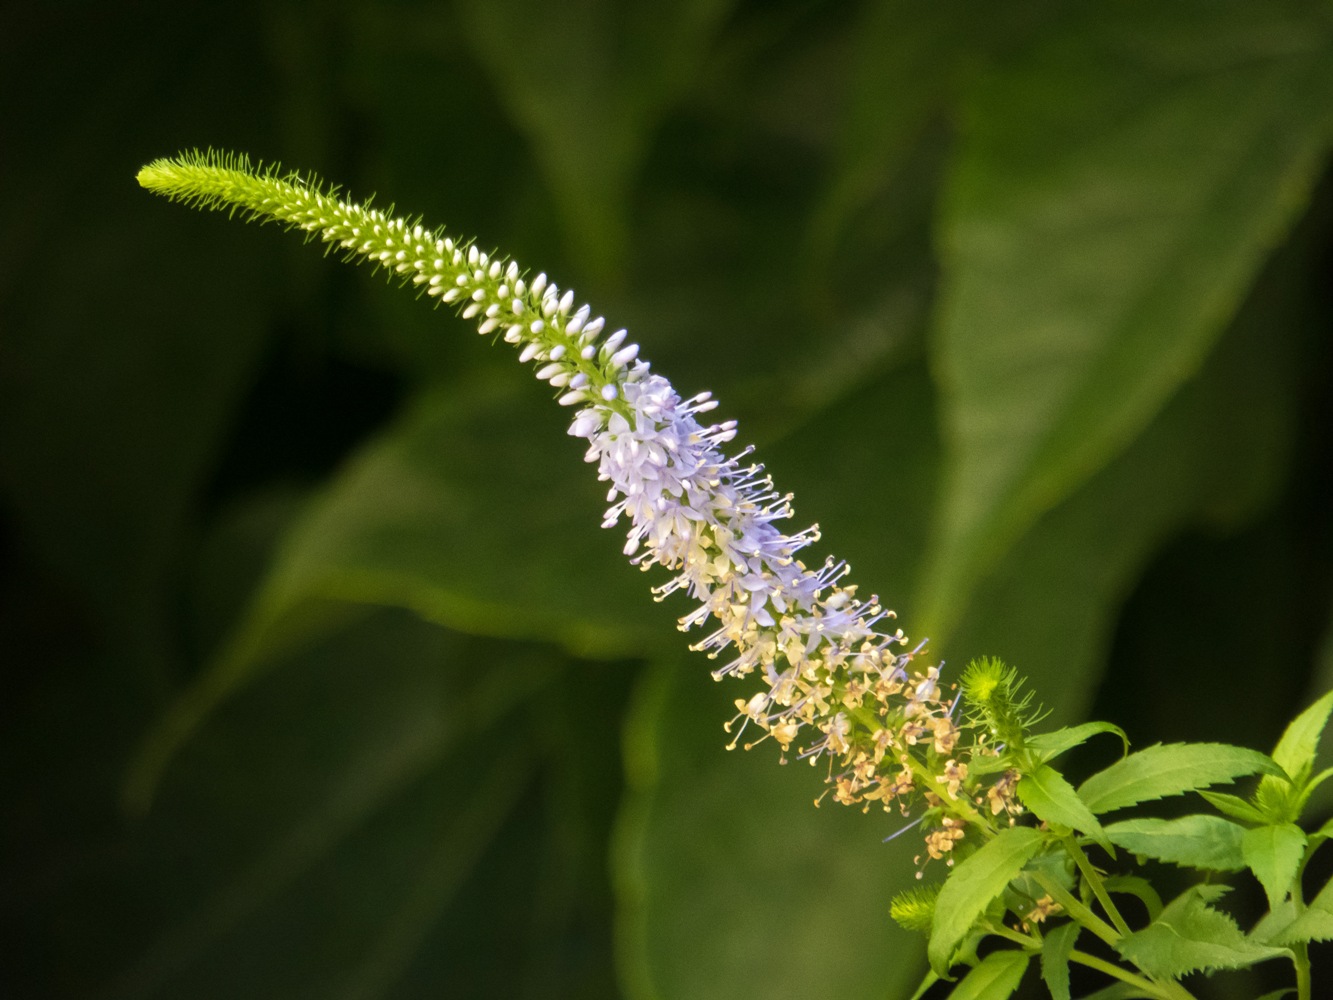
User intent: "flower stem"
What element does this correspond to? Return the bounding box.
[1068,950,1195,1000]
[1063,834,1132,938]
[1031,870,1120,948]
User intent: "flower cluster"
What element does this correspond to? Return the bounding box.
[137,151,986,846]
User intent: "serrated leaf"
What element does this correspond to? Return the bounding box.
[1018,765,1109,849]
[1274,875,1333,945]
[929,826,1045,975]
[1078,743,1283,814]
[919,0,1333,631]
[1040,921,1079,1000]
[949,949,1030,1000]
[1243,823,1308,910]
[1251,899,1300,946]
[1027,722,1129,764]
[1200,789,1270,825]
[1257,689,1333,821]
[1271,689,1333,782]
[1104,815,1246,872]
[1116,885,1289,978]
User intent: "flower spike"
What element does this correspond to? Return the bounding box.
[138,150,964,827]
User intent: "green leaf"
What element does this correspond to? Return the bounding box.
[928,827,1046,975]
[1274,875,1333,945]
[1104,815,1246,872]
[128,381,664,806]
[55,609,624,1000]
[1255,689,1333,820]
[1116,885,1290,978]
[949,949,1030,1000]
[1271,689,1333,783]
[809,0,967,278]
[1200,789,1270,826]
[1251,899,1300,946]
[1078,743,1283,814]
[453,0,736,282]
[929,231,1304,729]
[1312,814,1333,843]
[1018,765,1109,849]
[1243,823,1308,910]
[919,0,1333,631]
[1040,921,1079,1000]
[1027,722,1129,764]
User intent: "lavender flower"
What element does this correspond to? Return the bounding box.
[138,151,972,835]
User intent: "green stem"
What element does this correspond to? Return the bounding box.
[1295,944,1311,1000]
[1291,845,1314,1000]
[1067,950,1196,1000]
[1031,871,1120,948]
[1064,834,1132,937]
[983,922,1039,950]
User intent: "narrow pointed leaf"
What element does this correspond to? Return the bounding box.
[1116,885,1289,978]
[1270,689,1333,783]
[929,826,1045,974]
[950,949,1029,1000]
[1104,815,1246,872]
[1018,765,1109,849]
[1040,921,1079,1000]
[1200,789,1270,826]
[1256,689,1333,818]
[1078,743,1283,814]
[1027,722,1129,764]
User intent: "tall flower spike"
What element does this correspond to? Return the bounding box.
[138,150,964,826]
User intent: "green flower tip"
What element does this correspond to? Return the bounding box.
[138,149,251,195]
[960,657,1045,748]
[960,657,1010,708]
[889,884,939,934]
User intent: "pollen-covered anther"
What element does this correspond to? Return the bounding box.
[923,816,966,860]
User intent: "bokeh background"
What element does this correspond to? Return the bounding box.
[4,2,1332,998]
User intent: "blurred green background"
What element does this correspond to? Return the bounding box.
[3,2,1332,998]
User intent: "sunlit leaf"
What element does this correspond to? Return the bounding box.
[1104,815,1247,872]
[1116,885,1289,978]
[949,949,1029,1000]
[921,0,1333,631]
[1079,744,1282,815]
[928,827,1045,975]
